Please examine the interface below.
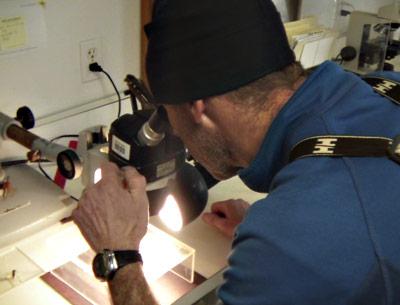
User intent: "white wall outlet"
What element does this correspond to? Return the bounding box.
[80,38,102,83]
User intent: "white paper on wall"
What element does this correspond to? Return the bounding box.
[0,0,47,56]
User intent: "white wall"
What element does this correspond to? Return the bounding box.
[0,0,141,160]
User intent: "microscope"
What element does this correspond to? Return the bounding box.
[342,2,400,74]
[79,74,209,230]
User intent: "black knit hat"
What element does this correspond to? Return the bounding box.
[145,0,295,104]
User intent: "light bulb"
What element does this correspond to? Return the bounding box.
[159,194,183,231]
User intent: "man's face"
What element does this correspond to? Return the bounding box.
[165,104,239,180]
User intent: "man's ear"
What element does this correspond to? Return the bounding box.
[189,100,206,124]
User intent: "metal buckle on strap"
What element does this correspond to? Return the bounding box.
[389,135,400,164]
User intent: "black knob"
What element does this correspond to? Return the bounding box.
[340,46,357,62]
[56,149,82,180]
[16,106,35,129]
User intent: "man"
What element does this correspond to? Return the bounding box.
[73,0,400,304]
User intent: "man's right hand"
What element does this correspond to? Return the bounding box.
[72,162,149,253]
[202,199,250,238]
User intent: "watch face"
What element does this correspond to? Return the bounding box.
[93,253,107,279]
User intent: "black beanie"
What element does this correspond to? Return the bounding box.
[145,0,295,104]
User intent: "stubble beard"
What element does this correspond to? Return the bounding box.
[185,126,239,181]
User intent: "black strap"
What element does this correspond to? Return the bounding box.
[289,76,400,164]
[115,250,143,266]
[363,76,400,106]
[289,135,400,162]
[108,250,142,280]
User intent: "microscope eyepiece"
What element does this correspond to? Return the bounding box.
[148,106,169,134]
[137,106,170,147]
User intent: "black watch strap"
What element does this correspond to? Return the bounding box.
[114,250,143,268]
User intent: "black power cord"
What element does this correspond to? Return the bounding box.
[89,62,122,118]
[1,159,49,168]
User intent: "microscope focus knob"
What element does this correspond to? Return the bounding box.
[340,46,357,62]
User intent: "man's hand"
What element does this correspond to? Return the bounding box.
[202,199,250,238]
[72,162,149,252]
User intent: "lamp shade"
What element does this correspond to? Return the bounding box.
[168,163,208,226]
[147,162,208,228]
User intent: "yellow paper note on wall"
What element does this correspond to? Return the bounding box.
[0,16,27,51]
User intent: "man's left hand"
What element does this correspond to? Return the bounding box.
[72,162,149,252]
[202,199,250,238]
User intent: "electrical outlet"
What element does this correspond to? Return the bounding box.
[80,38,102,83]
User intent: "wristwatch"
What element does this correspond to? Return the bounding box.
[92,249,143,281]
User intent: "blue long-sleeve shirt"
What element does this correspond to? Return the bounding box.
[219,61,400,305]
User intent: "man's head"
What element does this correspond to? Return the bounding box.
[145,0,304,179]
[163,63,306,180]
